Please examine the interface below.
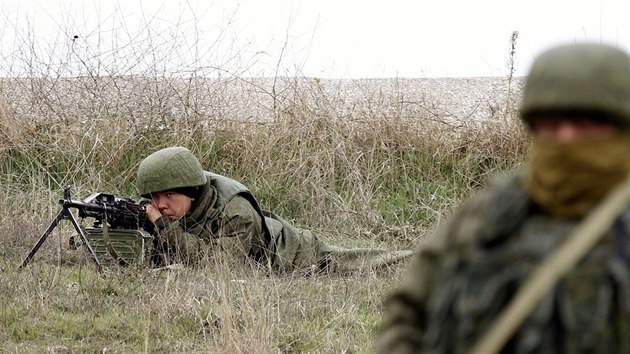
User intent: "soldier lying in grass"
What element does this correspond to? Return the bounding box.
[136,146,412,273]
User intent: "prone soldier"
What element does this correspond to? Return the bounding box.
[137,146,413,273]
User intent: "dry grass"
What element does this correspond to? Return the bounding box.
[0,75,528,352]
[0,16,529,352]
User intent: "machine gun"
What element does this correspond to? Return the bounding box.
[19,187,154,271]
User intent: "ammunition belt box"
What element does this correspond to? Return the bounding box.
[84,228,153,266]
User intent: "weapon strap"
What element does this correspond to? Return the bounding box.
[470,176,630,354]
[102,214,129,267]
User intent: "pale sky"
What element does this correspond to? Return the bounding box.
[1,0,628,78]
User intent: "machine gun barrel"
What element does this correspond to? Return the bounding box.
[58,191,147,230]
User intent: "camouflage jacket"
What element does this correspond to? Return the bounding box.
[377,172,630,354]
[152,171,272,266]
[152,171,333,271]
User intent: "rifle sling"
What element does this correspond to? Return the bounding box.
[101,216,129,267]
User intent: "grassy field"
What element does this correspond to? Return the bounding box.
[0,8,536,351]
[0,73,529,353]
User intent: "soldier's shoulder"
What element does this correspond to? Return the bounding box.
[431,170,531,251]
[224,195,260,216]
[458,170,527,216]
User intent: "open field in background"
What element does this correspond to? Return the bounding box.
[0,75,529,352]
[2,76,521,123]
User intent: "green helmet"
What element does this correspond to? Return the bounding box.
[136,147,207,197]
[520,42,630,128]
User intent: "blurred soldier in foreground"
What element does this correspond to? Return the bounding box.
[377,42,630,353]
[136,146,412,273]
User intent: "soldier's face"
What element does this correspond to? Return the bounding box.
[531,118,619,143]
[150,191,195,220]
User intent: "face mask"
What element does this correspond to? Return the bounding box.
[523,135,630,218]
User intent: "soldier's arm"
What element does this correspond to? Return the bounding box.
[376,221,454,353]
[152,217,208,265]
[151,196,266,266]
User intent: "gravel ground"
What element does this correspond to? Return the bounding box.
[310,77,524,122]
[1,76,524,124]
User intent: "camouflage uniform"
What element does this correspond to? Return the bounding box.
[137,147,412,273]
[377,172,630,353]
[377,43,630,353]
